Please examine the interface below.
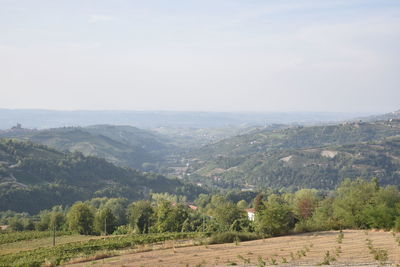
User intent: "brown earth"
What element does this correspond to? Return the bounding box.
[66,230,400,267]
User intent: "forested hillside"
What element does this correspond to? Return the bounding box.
[0,139,205,213]
[194,120,400,159]
[187,120,400,189]
[0,125,174,170]
[0,124,258,175]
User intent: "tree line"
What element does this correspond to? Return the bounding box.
[1,178,400,236]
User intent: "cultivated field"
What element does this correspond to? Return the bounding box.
[0,234,103,255]
[68,230,400,267]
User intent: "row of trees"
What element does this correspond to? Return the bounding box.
[255,178,400,235]
[2,178,400,236]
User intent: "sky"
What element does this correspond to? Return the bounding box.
[0,0,399,113]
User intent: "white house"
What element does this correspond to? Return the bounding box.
[245,208,256,221]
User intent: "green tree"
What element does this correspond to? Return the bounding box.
[255,194,293,236]
[253,193,265,212]
[362,185,400,229]
[195,194,211,208]
[309,197,341,230]
[9,217,24,231]
[333,178,379,228]
[206,195,246,231]
[94,207,117,235]
[293,189,319,221]
[237,199,248,210]
[154,201,188,232]
[104,198,129,226]
[50,211,66,231]
[35,210,51,231]
[67,202,94,235]
[128,200,154,233]
[22,218,35,230]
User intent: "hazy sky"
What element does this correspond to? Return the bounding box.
[1,0,399,113]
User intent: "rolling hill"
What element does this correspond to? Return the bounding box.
[359,109,400,122]
[186,120,400,189]
[0,139,205,213]
[0,125,174,170]
[0,124,260,175]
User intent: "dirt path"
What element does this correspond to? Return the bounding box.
[67,230,400,267]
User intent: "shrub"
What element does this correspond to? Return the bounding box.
[394,217,400,232]
[208,232,261,244]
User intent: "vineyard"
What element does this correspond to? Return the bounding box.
[0,230,71,245]
[68,230,400,267]
[0,232,208,266]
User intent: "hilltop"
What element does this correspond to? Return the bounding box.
[359,109,400,122]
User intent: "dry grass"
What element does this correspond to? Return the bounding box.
[67,251,118,265]
[66,230,400,267]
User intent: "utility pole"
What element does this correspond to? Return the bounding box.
[104,216,107,236]
[52,223,56,246]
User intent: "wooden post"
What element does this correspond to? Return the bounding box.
[104,216,107,236]
[53,224,56,246]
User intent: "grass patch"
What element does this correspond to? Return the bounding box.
[66,251,117,264]
[319,251,336,265]
[208,232,262,245]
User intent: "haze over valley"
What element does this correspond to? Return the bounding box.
[1,1,400,266]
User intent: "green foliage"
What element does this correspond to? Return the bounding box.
[102,198,129,226]
[236,200,248,210]
[8,217,24,231]
[255,194,294,236]
[0,125,171,170]
[257,256,266,267]
[319,251,336,265]
[94,207,117,235]
[189,121,400,189]
[0,232,206,267]
[365,237,388,264]
[50,210,66,231]
[293,189,319,221]
[128,200,154,234]
[333,178,379,228]
[0,231,71,245]
[208,232,261,244]
[67,202,94,235]
[0,139,201,214]
[206,195,246,231]
[337,230,344,244]
[394,217,400,232]
[154,201,189,233]
[300,197,341,231]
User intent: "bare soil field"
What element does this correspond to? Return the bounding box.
[67,230,400,267]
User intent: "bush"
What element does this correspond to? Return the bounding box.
[112,225,130,235]
[393,217,400,232]
[208,232,261,244]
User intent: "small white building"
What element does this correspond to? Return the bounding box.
[245,208,256,221]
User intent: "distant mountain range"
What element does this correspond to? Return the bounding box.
[0,109,372,129]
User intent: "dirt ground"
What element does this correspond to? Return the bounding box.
[67,230,400,267]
